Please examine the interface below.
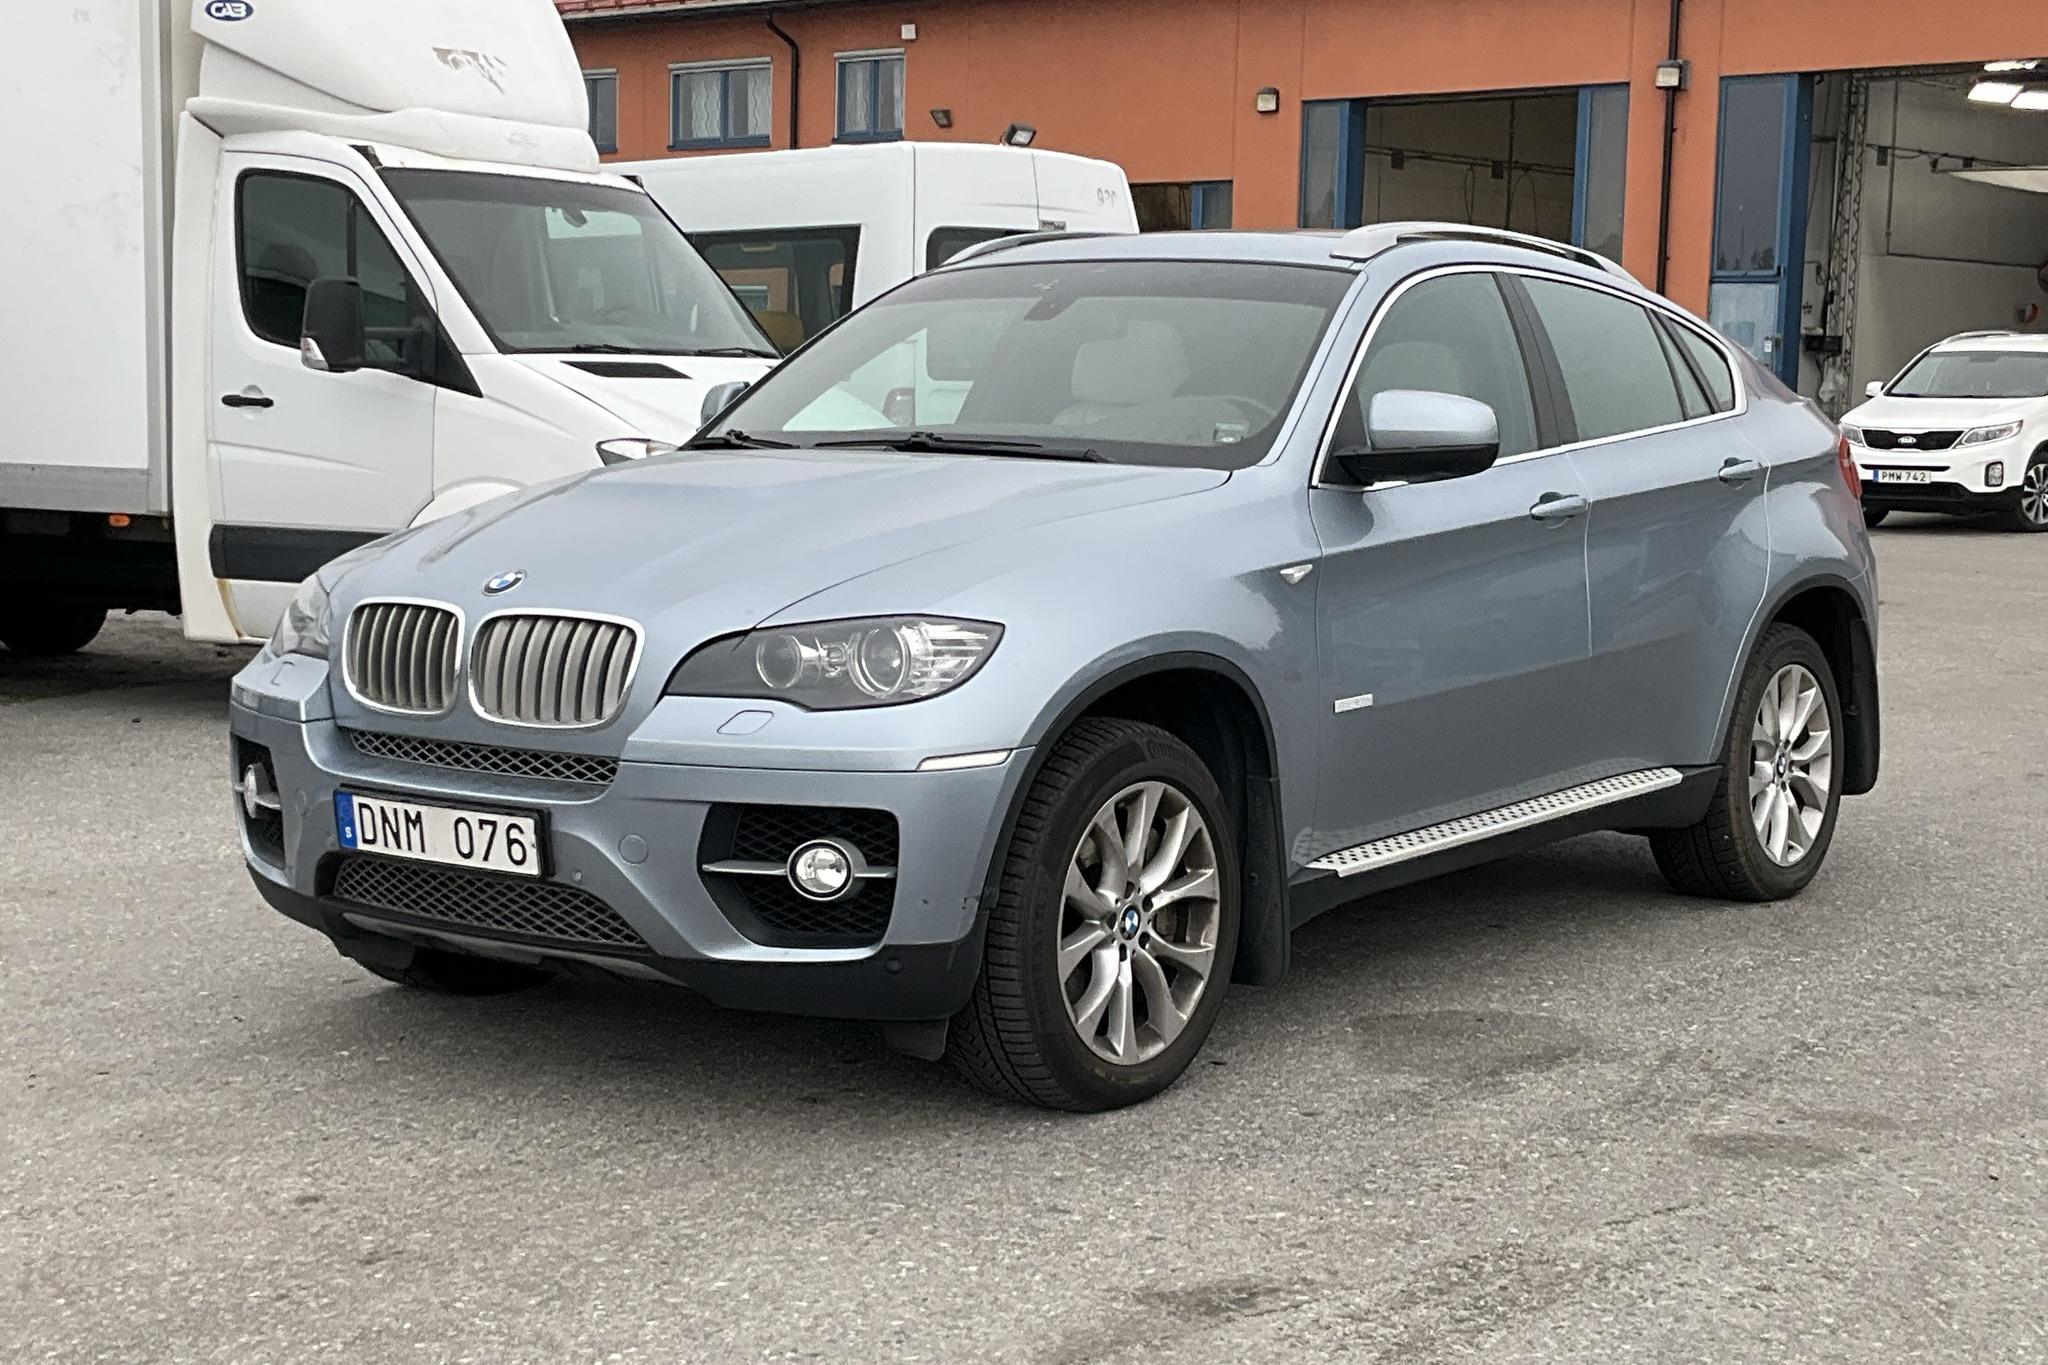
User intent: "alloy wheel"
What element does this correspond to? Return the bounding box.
[2021,460,2048,528]
[1748,663,1833,867]
[1059,781,1222,1065]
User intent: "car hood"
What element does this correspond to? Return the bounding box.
[342,450,1230,651]
[508,354,775,443]
[1841,394,2031,432]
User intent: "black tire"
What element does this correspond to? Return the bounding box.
[1650,623,1844,901]
[353,945,552,996]
[1999,451,2048,533]
[0,605,107,656]
[947,718,1239,1111]
[1861,507,1889,529]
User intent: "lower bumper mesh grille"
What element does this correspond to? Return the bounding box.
[345,729,618,786]
[330,857,649,953]
[699,804,899,948]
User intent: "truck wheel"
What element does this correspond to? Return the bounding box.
[354,945,552,996]
[948,718,1239,1111]
[1861,507,1889,528]
[0,605,107,656]
[1650,623,1844,901]
[2000,452,2048,532]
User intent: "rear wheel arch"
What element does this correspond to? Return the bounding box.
[1728,578,1879,796]
[989,653,1290,988]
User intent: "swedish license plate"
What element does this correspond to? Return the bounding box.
[1874,469,1934,484]
[335,792,542,876]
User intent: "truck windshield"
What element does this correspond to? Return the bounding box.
[1889,350,2048,400]
[381,169,775,358]
[694,258,1354,470]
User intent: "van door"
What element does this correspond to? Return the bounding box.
[209,152,438,635]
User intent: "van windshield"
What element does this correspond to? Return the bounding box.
[1889,350,2048,399]
[381,169,774,358]
[693,259,1354,471]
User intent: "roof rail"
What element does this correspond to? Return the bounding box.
[941,229,1123,267]
[1940,329,2019,343]
[1330,222,1637,283]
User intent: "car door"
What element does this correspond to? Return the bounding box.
[1307,269,1593,857]
[1509,274,1770,774]
[210,152,439,636]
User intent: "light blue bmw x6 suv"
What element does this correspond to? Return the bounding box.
[229,223,1880,1110]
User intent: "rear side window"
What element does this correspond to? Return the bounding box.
[237,171,425,374]
[926,226,1019,271]
[1334,271,1539,458]
[1669,319,1737,412]
[1520,277,1684,441]
[691,226,860,352]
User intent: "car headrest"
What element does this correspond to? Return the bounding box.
[1069,321,1191,407]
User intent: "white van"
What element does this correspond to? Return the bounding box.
[621,142,1139,353]
[0,0,775,650]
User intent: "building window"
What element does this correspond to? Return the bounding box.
[1573,84,1628,261]
[583,70,618,154]
[1299,99,1365,229]
[671,60,773,150]
[1132,181,1234,232]
[836,51,904,142]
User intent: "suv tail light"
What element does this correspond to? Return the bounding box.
[1835,433,1862,499]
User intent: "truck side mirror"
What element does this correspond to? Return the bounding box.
[300,278,366,374]
[1864,379,1885,398]
[700,379,750,426]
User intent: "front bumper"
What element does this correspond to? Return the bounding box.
[229,699,1033,1021]
[1854,441,2019,509]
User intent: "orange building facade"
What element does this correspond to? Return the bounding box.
[564,0,2048,381]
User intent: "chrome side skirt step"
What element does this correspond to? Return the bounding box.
[1307,768,1684,878]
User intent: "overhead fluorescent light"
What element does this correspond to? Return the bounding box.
[2014,86,2048,111]
[1969,80,2025,104]
[1985,59,2041,73]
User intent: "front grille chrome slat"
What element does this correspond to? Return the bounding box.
[472,613,640,729]
[344,601,461,716]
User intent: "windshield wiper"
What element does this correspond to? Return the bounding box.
[554,343,647,355]
[683,429,799,450]
[810,431,1104,461]
[687,346,782,359]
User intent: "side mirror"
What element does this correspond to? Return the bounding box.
[700,380,750,426]
[299,277,366,373]
[1864,379,1885,398]
[1333,389,1500,486]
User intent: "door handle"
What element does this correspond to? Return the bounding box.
[220,392,273,409]
[1529,492,1589,522]
[1717,457,1764,484]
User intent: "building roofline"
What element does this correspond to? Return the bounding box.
[556,0,886,22]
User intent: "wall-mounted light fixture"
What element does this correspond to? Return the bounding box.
[1653,59,1689,90]
[1001,122,1036,147]
[1254,87,1281,115]
[930,108,954,129]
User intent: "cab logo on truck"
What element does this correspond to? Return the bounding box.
[204,0,253,19]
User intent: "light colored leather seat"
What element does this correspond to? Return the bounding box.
[1055,321,1192,427]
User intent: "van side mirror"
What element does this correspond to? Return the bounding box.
[300,278,366,374]
[1332,389,1500,486]
[700,380,750,426]
[1864,379,1885,398]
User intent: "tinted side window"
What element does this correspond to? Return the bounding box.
[691,226,860,351]
[1671,321,1737,412]
[237,172,426,374]
[926,226,1017,271]
[1335,272,1538,458]
[1520,278,1683,441]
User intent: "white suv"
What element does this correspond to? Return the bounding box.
[1840,331,2048,531]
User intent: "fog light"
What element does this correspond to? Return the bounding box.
[1987,461,2005,488]
[788,839,856,901]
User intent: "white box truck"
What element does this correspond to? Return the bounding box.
[621,142,1139,353]
[0,0,776,651]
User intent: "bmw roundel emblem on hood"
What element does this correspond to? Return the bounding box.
[483,570,526,596]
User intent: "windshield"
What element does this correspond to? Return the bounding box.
[381,169,774,357]
[699,259,1353,469]
[1889,350,2048,400]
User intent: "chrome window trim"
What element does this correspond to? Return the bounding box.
[339,597,465,719]
[466,607,646,731]
[1309,262,1751,491]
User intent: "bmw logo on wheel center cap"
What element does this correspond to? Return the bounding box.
[483,569,525,595]
[1119,906,1142,938]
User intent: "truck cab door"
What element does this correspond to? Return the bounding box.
[209,151,439,638]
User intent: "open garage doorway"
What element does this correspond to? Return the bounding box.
[1791,65,2048,412]
[1300,86,1629,259]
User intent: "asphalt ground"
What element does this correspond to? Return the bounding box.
[3,512,2043,1363]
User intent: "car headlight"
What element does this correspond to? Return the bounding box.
[596,437,682,465]
[265,574,333,660]
[666,617,1003,709]
[1839,423,1865,446]
[1959,421,2022,446]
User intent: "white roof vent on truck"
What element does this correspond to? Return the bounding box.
[187,0,596,172]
